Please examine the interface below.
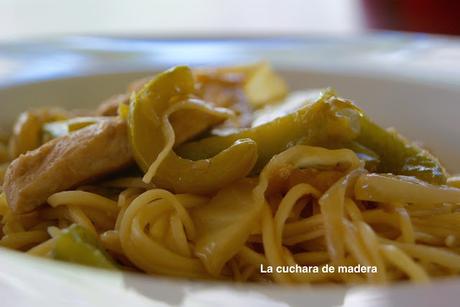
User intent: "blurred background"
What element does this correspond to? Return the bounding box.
[1,0,459,92]
[0,0,459,41]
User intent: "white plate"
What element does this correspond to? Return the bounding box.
[1,35,460,307]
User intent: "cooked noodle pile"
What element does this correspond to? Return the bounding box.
[1,63,460,284]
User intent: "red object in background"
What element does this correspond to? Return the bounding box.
[362,0,460,35]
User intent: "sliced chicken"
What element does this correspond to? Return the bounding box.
[3,118,132,213]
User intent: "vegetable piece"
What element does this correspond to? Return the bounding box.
[177,89,361,172]
[191,178,261,276]
[155,138,257,194]
[345,141,380,172]
[244,62,288,107]
[97,94,130,116]
[42,117,103,140]
[195,62,288,108]
[249,90,323,127]
[128,66,258,194]
[355,115,447,184]
[52,224,117,269]
[9,109,68,158]
[170,108,230,145]
[355,173,460,205]
[118,103,129,120]
[178,91,448,184]
[128,66,221,170]
[9,112,44,158]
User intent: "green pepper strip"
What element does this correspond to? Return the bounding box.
[52,224,117,269]
[128,65,258,194]
[177,92,447,184]
[345,141,380,172]
[355,113,447,184]
[177,89,361,172]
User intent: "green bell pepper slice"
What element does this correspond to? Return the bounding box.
[52,224,117,269]
[128,65,258,194]
[177,89,361,172]
[177,90,447,184]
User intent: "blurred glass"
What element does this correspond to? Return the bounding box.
[362,0,460,35]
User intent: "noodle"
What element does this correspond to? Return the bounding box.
[0,230,49,249]
[118,189,207,278]
[380,244,429,283]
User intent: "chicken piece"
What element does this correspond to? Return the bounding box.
[3,118,132,213]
